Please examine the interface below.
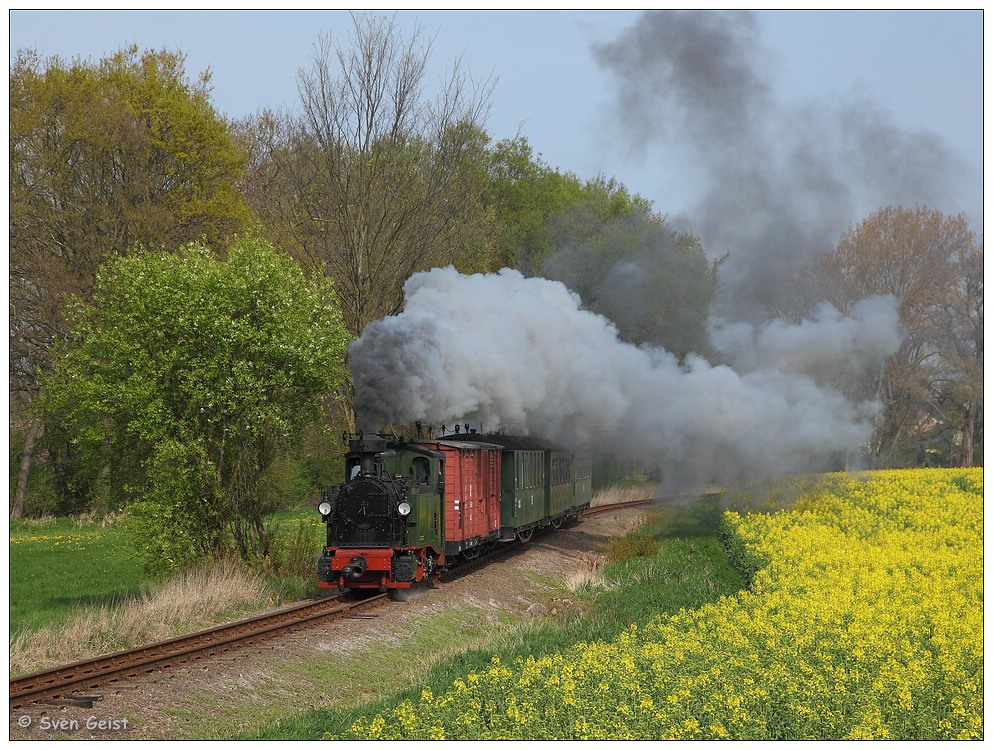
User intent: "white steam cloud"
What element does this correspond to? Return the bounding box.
[349,267,901,489]
[709,296,903,383]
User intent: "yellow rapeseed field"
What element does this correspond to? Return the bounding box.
[334,469,983,740]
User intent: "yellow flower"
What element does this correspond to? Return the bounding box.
[326,469,981,742]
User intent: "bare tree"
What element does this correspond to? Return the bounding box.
[928,240,983,466]
[822,206,981,467]
[241,14,498,342]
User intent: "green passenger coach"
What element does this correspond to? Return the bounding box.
[439,432,591,543]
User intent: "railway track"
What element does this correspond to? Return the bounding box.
[583,491,723,519]
[582,497,656,518]
[9,592,387,710]
[10,492,713,711]
[440,497,662,581]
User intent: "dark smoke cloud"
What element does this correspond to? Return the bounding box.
[346,12,954,491]
[349,268,901,489]
[593,11,972,319]
[541,207,714,358]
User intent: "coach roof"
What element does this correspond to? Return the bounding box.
[437,433,563,452]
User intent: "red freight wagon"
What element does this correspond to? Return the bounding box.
[416,438,502,560]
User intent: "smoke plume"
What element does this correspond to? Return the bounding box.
[709,295,903,384]
[541,207,714,357]
[592,11,974,319]
[349,267,901,489]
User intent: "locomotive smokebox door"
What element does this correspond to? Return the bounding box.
[392,555,417,582]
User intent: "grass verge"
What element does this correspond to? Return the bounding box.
[10,559,272,675]
[9,515,148,634]
[156,598,526,739]
[9,507,328,675]
[237,493,742,740]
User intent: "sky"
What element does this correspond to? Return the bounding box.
[8,9,985,240]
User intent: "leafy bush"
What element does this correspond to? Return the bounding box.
[262,517,325,581]
[40,237,349,572]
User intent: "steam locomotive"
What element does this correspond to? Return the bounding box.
[317,429,592,595]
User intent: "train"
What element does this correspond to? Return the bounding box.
[316,429,592,596]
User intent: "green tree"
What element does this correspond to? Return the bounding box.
[483,137,578,272]
[484,137,656,275]
[484,137,715,356]
[10,45,249,516]
[39,237,349,572]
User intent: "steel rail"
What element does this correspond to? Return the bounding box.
[582,498,656,518]
[582,491,723,519]
[10,593,387,710]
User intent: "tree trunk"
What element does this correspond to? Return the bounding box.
[12,421,44,518]
[961,401,975,468]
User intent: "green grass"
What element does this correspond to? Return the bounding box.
[264,506,323,529]
[9,495,742,739]
[260,507,328,601]
[161,601,525,739]
[9,516,150,634]
[238,493,743,740]
[9,507,329,636]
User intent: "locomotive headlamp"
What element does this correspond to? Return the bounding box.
[318,501,332,516]
[397,501,412,517]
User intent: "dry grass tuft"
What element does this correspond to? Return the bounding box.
[10,559,272,676]
[590,485,654,508]
[563,552,611,594]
